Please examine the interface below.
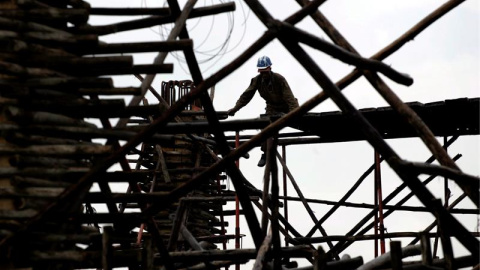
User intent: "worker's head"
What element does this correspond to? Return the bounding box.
[257,56,272,73]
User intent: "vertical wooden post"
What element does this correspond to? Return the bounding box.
[142,236,154,270]
[102,226,114,270]
[436,198,455,270]
[420,232,433,266]
[261,138,272,235]
[374,153,379,258]
[270,135,280,269]
[234,131,240,270]
[216,174,228,252]
[314,246,327,270]
[282,145,289,248]
[390,241,403,270]
[252,227,272,270]
[375,151,386,254]
[167,200,187,251]
[443,137,450,208]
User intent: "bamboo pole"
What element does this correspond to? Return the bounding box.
[278,195,477,215]
[389,241,403,270]
[261,139,272,235]
[270,136,281,269]
[436,198,455,270]
[252,226,272,270]
[89,3,234,17]
[294,232,480,245]
[331,0,468,89]
[397,161,479,189]
[420,233,433,266]
[357,245,421,270]
[313,246,327,270]
[273,21,413,86]
[102,226,113,270]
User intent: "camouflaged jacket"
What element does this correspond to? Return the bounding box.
[232,72,299,115]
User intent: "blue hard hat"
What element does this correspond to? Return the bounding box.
[257,56,272,69]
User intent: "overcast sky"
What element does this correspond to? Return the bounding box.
[87,0,479,267]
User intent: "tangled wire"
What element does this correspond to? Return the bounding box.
[141,0,250,73]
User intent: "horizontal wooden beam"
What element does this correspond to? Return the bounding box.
[75,2,236,35]
[77,40,193,55]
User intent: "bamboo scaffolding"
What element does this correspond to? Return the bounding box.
[244,0,479,259]
[307,135,459,238]
[1,0,478,268]
[294,0,478,207]
[331,154,463,256]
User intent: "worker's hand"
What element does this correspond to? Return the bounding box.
[227,109,236,116]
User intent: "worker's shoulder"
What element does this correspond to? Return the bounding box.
[271,72,287,81]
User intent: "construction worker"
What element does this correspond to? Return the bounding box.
[227,55,299,167]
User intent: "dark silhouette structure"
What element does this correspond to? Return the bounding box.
[0,0,478,269]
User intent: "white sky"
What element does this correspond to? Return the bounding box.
[86,0,479,268]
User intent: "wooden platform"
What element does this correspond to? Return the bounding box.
[294,98,479,142]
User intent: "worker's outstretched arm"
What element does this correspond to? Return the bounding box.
[228,77,258,116]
